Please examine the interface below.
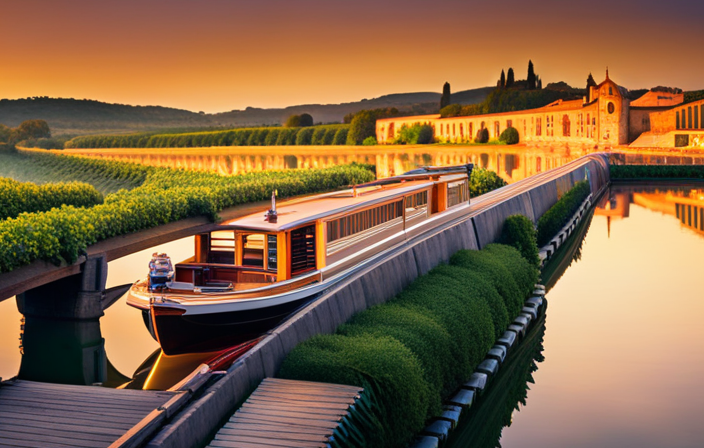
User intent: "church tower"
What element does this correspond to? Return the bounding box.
[594,69,630,146]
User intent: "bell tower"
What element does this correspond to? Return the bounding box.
[596,70,629,146]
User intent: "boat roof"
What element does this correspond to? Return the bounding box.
[220,172,466,232]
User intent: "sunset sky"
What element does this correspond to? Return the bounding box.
[1,0,703,113]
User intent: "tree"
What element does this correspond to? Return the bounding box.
[0,124,10,144]
[527,60,537,90]
[347,110,376,145]
[440,82,451,109]
[285,114,301,127]
[499,70,506,89]
[299,113,314,127]
[15,119,51,141]
[506,68,515,88]
[537,76,542,90]
[586,73,597,91]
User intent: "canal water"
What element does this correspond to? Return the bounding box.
[449,182,704,448]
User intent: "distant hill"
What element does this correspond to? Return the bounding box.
[0,88,493,136]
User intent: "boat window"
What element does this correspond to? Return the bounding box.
[447,180,470,207]
[405,191,428,220]
[326,200,403,243]
[208,230,235,264]
[267,234,277,271]
[242,234,265,268]
[291,225,316,276]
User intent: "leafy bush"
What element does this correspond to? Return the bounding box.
[0,178,103,220]
[536,180,590,246]
[393,124,435,145]
[439,104,463,118]
[499,126,519,144]
[0,153,375,272]
[311,127,327,145]
[474,127,489,143]
[469,167,507,196]
[363,136,378,146]
[295,127,314,146]
[499,214,540,267]
[279,244,537,447]
[332,127,349,145]
[610,165,704,179]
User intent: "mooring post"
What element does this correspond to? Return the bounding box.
[17,253,108,320]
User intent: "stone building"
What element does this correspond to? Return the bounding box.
[377,72,703,149]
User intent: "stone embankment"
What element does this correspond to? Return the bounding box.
[145,154,610,448]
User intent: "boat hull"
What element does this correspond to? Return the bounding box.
[151,293,316,355]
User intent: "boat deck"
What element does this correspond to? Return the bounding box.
[206,378,366,448]
[0,379,187,448]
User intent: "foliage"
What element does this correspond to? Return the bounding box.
[332,127,349,145]
[64,124,349,149]
[684,90,704,104]
[439,104,463,118]
[610,165,704,179]
[295,127,314,145]
[499,70,506,89]
[506,68,515,88]
[393,124,434,145]
[527,60,537,90]
[362,136,378,146]
[0,178,103,220]
[499,126,519,145]
[284,113,313,128]
[346,108,401,145]
[499,214,540,268]
[0,152,374,272]
[586,73,597,91]
[279,244,537,448]
[474,127,489,143]
[442,88,581,119]
[469,167,507,196]
[0,120,52,146]
[440,82,451,109]
[0,124,10,144]
[536,180,590,246]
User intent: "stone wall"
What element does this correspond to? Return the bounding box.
[146,153,611,448]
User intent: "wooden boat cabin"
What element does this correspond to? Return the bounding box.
[169,165,472,295]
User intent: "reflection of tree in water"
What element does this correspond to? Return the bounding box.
[446,315,546,448]
[541,209,594,292]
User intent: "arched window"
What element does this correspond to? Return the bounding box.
[562,115,571,137]
[388,123,395,140]
[494,121,500,138]
[609,86,613,96]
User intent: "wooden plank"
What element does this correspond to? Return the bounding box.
[229,414,339,429]
[0,437,80,448]
[257,382,361,395]
[255,386,358,400]
[208,441,279,448]
[0,390,166,411]
[261,378,361,393]
[4,381,175,400]
[212,434,324,448]
[216,428,328,443]
[107,409,165,448]
[221,422,332,436]
[0,384,171,405]
[0,429,105,448]
[240,401,349,416]
[246,396,351,410]
[0,416,126,437]
[0,399,154,418]
[0,408,138,427]
[238,407,343,422]
[0,423,116,443]
[252,391,356,405]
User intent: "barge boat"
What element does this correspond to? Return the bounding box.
[127,164,473,355]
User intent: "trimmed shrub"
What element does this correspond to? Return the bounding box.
[363,136,377,146]
[332,127,349,145]
[322,127,337,145]
[499,126,519,144]
[295,127,314,146]
[536,180,590,246]
[394,124,435,145]
[311,127,327,145]
[264,129,280,146]
[610,165,704,179]
[500,214,540,267]
[278,333,430,448]
[469,167,507,196]
[483,244,539,298]
[0,178,103,220]
[474,127,489,143]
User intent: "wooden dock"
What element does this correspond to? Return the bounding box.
[207,378,367,448]
[0,379,188,448]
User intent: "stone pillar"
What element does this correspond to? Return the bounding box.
[17,253,108,320]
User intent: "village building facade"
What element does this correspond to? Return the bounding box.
[376,72,704,149]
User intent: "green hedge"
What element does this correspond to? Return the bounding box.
[469,167,507,197]
[499,126,519,145]
[0,153,374,272]
[610,165,704,179]
[0,178,103,220]
[499,214,540,268]
[278,244,539,448]
[536,180,590,246]
[63,124,350,149]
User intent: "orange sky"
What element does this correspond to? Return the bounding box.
[1,0,703,113]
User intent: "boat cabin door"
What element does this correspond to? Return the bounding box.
[290,224,316,276]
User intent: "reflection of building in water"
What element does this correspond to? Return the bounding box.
[60,146,600,184]
[596,187,704,237]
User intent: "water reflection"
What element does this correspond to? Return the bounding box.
[447,315,546,448]
[595,183,704,239]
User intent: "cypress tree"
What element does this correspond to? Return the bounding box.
[586,73,597,91]
[440,82,451,109]
[499,70,506,89]
[527,60,536,90]
[506,68,515,88]
[537,76,542,90]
